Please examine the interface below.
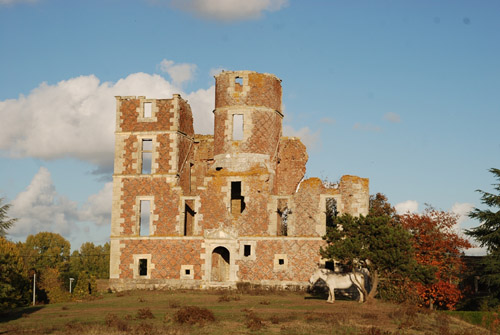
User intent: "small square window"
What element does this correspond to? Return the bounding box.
[185,269,190,275]
[244,245,251,257]
[278,259,284,265]
[139,259,148,276]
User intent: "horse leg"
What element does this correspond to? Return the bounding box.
[328,286,335,303]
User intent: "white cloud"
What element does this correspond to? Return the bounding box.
[9,167,79,237]
[0,0,37,5]
[79,182,113,226]
[353,123,382,132]
[159,59,197,86]
[395,200,419,214]
[283,124,320,150]
[450,202,474,227]
[169,0,288,22]
[0,71,214,171]
[383,112,401,123]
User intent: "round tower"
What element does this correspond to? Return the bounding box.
[213,71,283,171]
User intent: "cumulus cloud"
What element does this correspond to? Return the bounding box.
[383,112,401,123]
[450,202,474,227]
[79,182,113,226]
[169,0,288,21]
[159,59,197,86]
[353,123,381,132]
[283,124,320,150]
[0,72,215,171]
[395,200,419,214]
[9,167,79,237]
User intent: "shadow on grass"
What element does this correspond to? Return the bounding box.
[0,305,44,324]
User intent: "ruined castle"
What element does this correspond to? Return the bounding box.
[109,71,369,290]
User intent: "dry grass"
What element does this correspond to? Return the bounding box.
[0,289,491,335]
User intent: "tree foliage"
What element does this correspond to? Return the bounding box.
[0,198,17,237]
[21,232,71,274]
[400,209,471,309]
[69,242,110,280]
[39,267,70,304]
[466,168,500,308]
[320,213,432,300]
[0,237,30,311]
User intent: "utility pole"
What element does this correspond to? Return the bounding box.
[69,278,74,294]
[32,273,36,306]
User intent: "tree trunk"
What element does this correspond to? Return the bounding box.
[368,269,379,300]
[352,268,368,302]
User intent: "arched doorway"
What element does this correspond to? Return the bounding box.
[211,246,230,282]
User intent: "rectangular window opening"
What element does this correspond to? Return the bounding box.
[278,259,284,265]
[325,261,335,271]
[140,200,150,236]
[184,200,195,236]
[185,269,191,275]
[277,199,289,236]
[235,77,243,85]
[141,139,153,174]
[232,114,244,141]
[325,198,338,228]
[231,181,245,214]
[244,245,251,257]
[139,259,148,276]
[144,102,152,118]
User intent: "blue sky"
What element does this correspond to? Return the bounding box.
[1,0,499,254]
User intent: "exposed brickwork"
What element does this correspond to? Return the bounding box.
[110,71,369,289]
[275,137,308,195]
[119,239,204,279]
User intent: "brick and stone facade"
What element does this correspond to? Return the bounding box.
[109,71,369,290]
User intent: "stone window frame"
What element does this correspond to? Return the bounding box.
[273,254,288,272]
[239,241,256,261]
[135,196,155,236]
[137,136,156,175]
[131,254,154,279]
[180,265,194,280]
[318,194,341,237]
[137,98,158,122]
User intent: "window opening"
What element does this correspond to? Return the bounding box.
[141,139,153,174]
[144,102,152,118]
[235,76,243,85]
[231,181,245,214]
[277,199,289,236]
[278,259,284,265]
[232,114,244,141]
[244,245,251,257]
[185,269,191,275]
[189,163,194,193]
[325,261,335,271]
[139,259,148,276]
[139,200,151,236]
[184,200,195,236]
[325,198,338,228]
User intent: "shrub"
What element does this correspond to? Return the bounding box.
[136,307,155,319]
[244,310,265,331]
[173,306,215,325]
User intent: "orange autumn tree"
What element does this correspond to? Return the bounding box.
[400,208,471,309]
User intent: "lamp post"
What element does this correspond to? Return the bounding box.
[69,278,75,294]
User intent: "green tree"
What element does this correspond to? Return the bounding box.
[0,198,17,237]
[21,232,71,274]
[0,237,30,310]
[466,168,500,308]
[70,242,110,281]
[320,214,433,301]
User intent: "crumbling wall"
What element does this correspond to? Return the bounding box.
[338,175,369,217]
[275,137,308,195]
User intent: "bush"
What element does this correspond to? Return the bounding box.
[136,307,155,319]
[244,310,265,331]
[173,306,215,325]
[39,268,70,304]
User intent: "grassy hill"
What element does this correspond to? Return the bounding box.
[0,289,493,334]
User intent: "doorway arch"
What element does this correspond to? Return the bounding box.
[211,246,230,282]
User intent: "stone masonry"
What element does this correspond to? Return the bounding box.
[109,71,369,290]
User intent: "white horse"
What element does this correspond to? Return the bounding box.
[309,268,365,303]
